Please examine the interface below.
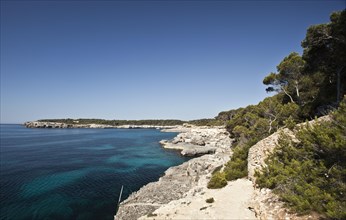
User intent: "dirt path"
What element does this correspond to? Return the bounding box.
[140,179,256,220]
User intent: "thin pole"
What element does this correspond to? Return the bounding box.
[118,185,124,205]
[115,185,124,215]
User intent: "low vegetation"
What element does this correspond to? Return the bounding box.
[208,9,346,218]
[39,118,223,126]
[255,98,346,219]
[39,118,186,126]
[207,171,227,189]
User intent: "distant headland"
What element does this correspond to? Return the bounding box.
[24,118,223,129]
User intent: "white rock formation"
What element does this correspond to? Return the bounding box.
[161,126,233,156]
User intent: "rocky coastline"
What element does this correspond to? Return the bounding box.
[160,126,232,156]
[24,121,177,129]
[115,125,233,220]
[115,117,329,220]
[27,119,327,219]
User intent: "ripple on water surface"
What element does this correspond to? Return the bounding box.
[0,125,187,220]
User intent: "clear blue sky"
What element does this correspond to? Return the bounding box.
[1,0,345,123]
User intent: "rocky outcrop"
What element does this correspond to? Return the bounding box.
[160,126,232,156]
[115,126,233,220]
[159,141,217,156]
[24,121,73,128]
[24,121,177,129]
[115,154,231,220]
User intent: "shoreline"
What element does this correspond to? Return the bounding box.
[26,119,324,219]
[115,125,234,220]
[115,117,328,220]
[23,121,181,129]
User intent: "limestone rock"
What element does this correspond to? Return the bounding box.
[115,154,230,220]
[160,126,233,156]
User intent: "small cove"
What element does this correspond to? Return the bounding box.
[0,124,188,220]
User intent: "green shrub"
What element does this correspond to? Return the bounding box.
[211,165,223,175]
[284,116,297,130]
[255,98,346,219]
[223,143,253,180]
[207,171,227,189]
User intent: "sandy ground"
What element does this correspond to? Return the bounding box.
[140,179,256,220]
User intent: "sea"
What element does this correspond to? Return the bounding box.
[0,124,188,220]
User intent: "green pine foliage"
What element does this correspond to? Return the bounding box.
[221,95,300,182]
[208,94,300,188]
[38,118,187,126]
[208,10,345,191]
[255,98,346,219]
[38,118,223,126]
[223,143,252,181]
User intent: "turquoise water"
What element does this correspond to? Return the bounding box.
[0,124,188,220]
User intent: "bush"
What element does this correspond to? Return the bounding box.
[255,98,346,219]
[284,116,296,130]
[224,142,253,180]
[207,171,227,189]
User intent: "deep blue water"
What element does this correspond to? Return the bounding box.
[0,124,188,220]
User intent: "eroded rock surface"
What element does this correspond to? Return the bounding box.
[140,179,256,220]
[161,126,232,156]
[115,154,230,220]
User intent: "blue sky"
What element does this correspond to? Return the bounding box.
[1,0,345,123]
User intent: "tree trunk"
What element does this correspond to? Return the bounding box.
[295,81,300,105]
[295,81,300,98]
[282,86,295,103]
